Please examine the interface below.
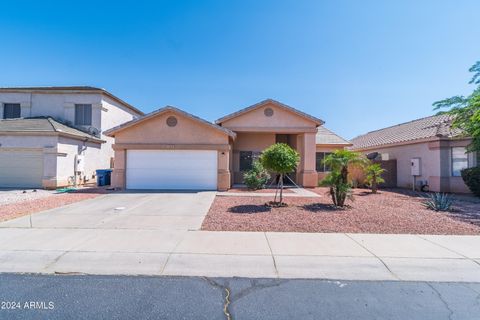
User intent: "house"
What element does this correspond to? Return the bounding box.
[105,99,350,190]
[350,114,478,193]
[0,87,143,188]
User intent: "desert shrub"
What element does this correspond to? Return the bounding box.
[320,150,366,207]
[422,193,454,211]
[243,160,271,190]
[364,163,386,194]
[461,167,480,197]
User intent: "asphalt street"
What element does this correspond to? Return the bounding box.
[0,273,479,320]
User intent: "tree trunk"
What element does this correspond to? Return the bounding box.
[279,173,284,204]
[372,176,377,194]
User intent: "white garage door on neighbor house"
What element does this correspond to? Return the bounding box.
[0,150,43,188]
[126,150,218,190]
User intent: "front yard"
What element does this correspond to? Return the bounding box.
[0,187,109,222]
[202,187,480,234]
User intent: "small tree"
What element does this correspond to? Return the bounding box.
[364,163,386,194]
[260,143,300,205]
[433,60,480,153]
[320,150,365,207]
[243,160,271,190]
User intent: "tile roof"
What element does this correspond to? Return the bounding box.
[316,126,351,145]
[0,86,144,116]
[215,99,324,126]
[0,117,104,142]
[104,106,236,138]
[350,114,463,150]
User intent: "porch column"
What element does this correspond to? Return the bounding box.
[111,145,126,189]
[297,132,318,187]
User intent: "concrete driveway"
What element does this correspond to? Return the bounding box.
[0,191,216,230]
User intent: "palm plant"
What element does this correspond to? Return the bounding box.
[320,150,366,207]
[364,163,386,194]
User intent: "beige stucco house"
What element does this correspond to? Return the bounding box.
[0,87,143,188]
[351,114,478,193]
[106,99,350,191]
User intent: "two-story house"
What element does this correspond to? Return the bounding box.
[0,87,143,188]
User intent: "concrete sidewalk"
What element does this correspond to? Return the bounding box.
[1,229,479,282]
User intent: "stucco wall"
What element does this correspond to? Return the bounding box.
[0,91,141,188]
[231,132,276,183]
[57,137,102,186]
[111,111,231,190]
[114,111,228,145]
[357,139,474,193]
[220,102,317,129]
[99,96,138,170]
[0,92,103,127]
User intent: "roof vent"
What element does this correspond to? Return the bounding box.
[264,108,274,117]
[166,116,178,127]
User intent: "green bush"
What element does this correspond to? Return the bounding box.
[461,167,480,197]
[260,143,300,204]
[243,161,271,190]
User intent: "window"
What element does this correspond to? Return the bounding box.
[316,152,332,172]
[452,147,468,177]
[3,103,21,119]
[75,104,92,125]
[239,151,261,171]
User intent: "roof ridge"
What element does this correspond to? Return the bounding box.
[45,116,58,132]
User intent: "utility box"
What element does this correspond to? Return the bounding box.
[411,157,421,176]
[75,154,85,173]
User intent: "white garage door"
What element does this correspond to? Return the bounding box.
[126,150,218,190]
[0,150,43,188]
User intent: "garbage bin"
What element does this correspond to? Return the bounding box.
[96,169,113,187]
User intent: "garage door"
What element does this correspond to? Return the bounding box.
[0,150,43,188]
[126,150,218,190]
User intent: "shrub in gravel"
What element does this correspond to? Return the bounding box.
[243,160,271,190]
[260,143,300,205]
[320,150,366,207]
[422,193,454,211]
[461,167,480,197]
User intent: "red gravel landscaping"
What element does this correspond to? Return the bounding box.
[201,188,480,235]
[0,188,108,222]
[226,187,294,193]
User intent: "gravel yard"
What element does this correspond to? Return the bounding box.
[201,188,480,234]
[0,189,56,205]
[0,187,109,222]
[226,187,294,193]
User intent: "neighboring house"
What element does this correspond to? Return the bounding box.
[105,99,350,191]
[0,87,143,188]
[350,114,478,193]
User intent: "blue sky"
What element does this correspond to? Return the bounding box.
[0,0,479,139]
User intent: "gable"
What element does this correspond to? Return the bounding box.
[114,110,229,145]
[219,101,319,130]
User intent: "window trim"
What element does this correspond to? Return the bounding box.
[239,151,261,171]
[316,152,332,172]
[74,104,93,126]
[3,103,21,119]
[451,147,469,177]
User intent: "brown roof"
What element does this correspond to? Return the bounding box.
[350,114,464,150]
[104,106,236,138]
[0,86,144,116]
[316,126,351,145]
[0,117,104,142]
[215,99,324,126]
